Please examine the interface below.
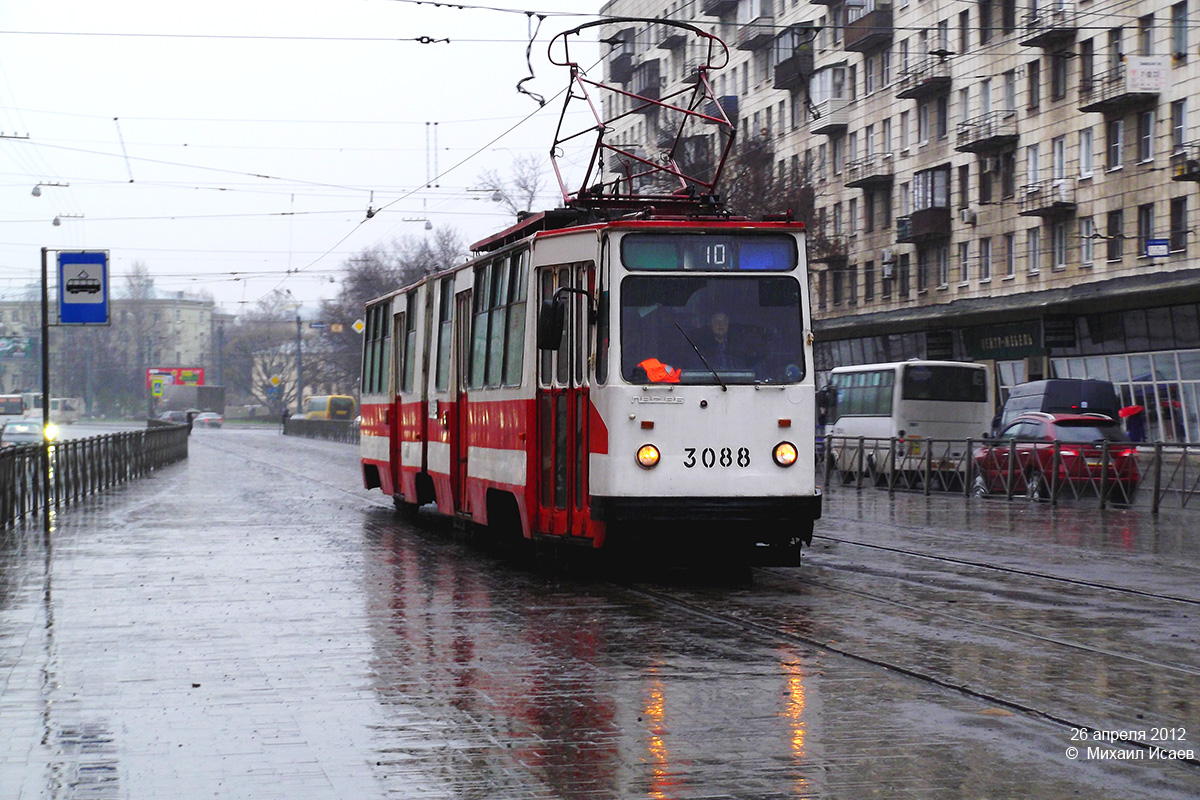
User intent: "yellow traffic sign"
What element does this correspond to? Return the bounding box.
[352,319,365,334]
[270,375,282,387]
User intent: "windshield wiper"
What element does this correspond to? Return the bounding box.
[674,322,727,391]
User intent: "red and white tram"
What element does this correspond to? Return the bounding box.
[359,18,821,563]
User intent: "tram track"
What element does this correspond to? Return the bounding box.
[812,533,1200,607]
[619,579,1200,771]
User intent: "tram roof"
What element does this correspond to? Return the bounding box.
[471,208,804,254]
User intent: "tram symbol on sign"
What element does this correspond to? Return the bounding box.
[66,270,103,294]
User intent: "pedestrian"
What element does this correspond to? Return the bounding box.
[281,407,291,434]
[1119,405,1146,443]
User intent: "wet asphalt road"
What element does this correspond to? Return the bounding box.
[2,426,1198,799]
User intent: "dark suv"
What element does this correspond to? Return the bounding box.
[972,412,1139,503]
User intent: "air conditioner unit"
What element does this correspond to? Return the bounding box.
[881,247,895,263]
[982,156,1000,173]
[882,261,895,278]
[960,208,977,225]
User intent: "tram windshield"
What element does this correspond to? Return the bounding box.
[620,275,806,385]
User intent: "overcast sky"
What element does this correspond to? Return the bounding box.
[0,0,606,314]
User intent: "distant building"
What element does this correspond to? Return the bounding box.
[600,0,1200,441]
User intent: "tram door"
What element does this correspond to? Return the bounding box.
[452,289,473,513]
[536,263,592,537]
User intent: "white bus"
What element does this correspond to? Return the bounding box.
[21,394,82,424]
[0,394,25,428]
[826,360,992,487]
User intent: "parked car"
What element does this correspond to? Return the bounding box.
[972,412,1139,503]
[193,412,223,428]
[1,419,48,446]
[996,379,1119,433]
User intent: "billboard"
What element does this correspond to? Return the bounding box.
[145,367,205,389]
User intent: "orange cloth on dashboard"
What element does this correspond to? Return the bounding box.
[639,358,681,383]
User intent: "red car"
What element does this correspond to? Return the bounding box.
[971,412,1139,503]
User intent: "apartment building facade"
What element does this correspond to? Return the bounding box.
[600,0,1200,440]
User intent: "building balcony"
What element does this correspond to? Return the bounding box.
[896,206,951,243]
[955,110,1019,153]
[1019,180,1077,217]
[844,6,893,53]
[844,154,895,188]
[1172,143,1200,182]
[1019,5,1078,48]
[657,28,687,50]
[737,15,775,51]
[702,95,739,124]
[1079,64,1162,113]
[895,55,951,100]
[810,96,850,135]
[702,0,738,16]
[810,234,849,264]
[631,59,662,108]
[609,52,635,85]
[773,50,814,91]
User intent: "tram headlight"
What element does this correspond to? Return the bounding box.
[773,441,798,467]
[636,444,661,469]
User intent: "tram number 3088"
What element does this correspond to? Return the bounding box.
[684,447,751,469]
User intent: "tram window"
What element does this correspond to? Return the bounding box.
[619,275,806,385]
[403,294,417,393]
[361,301,392,395]
[435,278,453,392]
[556,267,571,385]
[470,265,490,388]
[486,262,509,387]
[502,253,527,387]
[539,270,554,387]
[596,288,610,385]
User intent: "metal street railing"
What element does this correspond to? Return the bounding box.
[0,425,189,527]
[822,435,1200,513]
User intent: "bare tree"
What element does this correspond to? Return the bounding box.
[315,230,467,395]
[222,290,302,416]
[477,152,547,216]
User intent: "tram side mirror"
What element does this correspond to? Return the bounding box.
[537,297,567,351]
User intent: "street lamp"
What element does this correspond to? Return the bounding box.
[31,181,69,197]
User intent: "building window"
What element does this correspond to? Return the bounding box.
[1080,127,1094,176]
[1028,227,1041,274]
[1052,222,1068,271]
[1080,39,1095,94]
[918,100,930,144]
[1107,118,1124,170]
[1139,14,1155,56]
[1026,143,1040,186]
[1080,217,1095,265]
[1107,209,1124,261]
[1173,2,1188,60]
[958,164,969,209]
[936,95,949,140]
[832,267,843,306]
[1138,110,1155,162]
[958,241,970,283]
[937,244,950,288]
[1050,54,1068,100]
[864,261,875,301]
[1172,100,1187,152]
[1004,232,1016,278]
[980,0,993,44]
[980,237,992,281]
[817,271,827,310]
[1138,203,1155,255]
[848,263,858,305]
[1001,150,1017,198]
[912,165,951,210]
[898,253,911,297]
[1170,197,1189,252]
[900,110,911,151]
[1027,59,1041,109]
[917,249,929,293]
